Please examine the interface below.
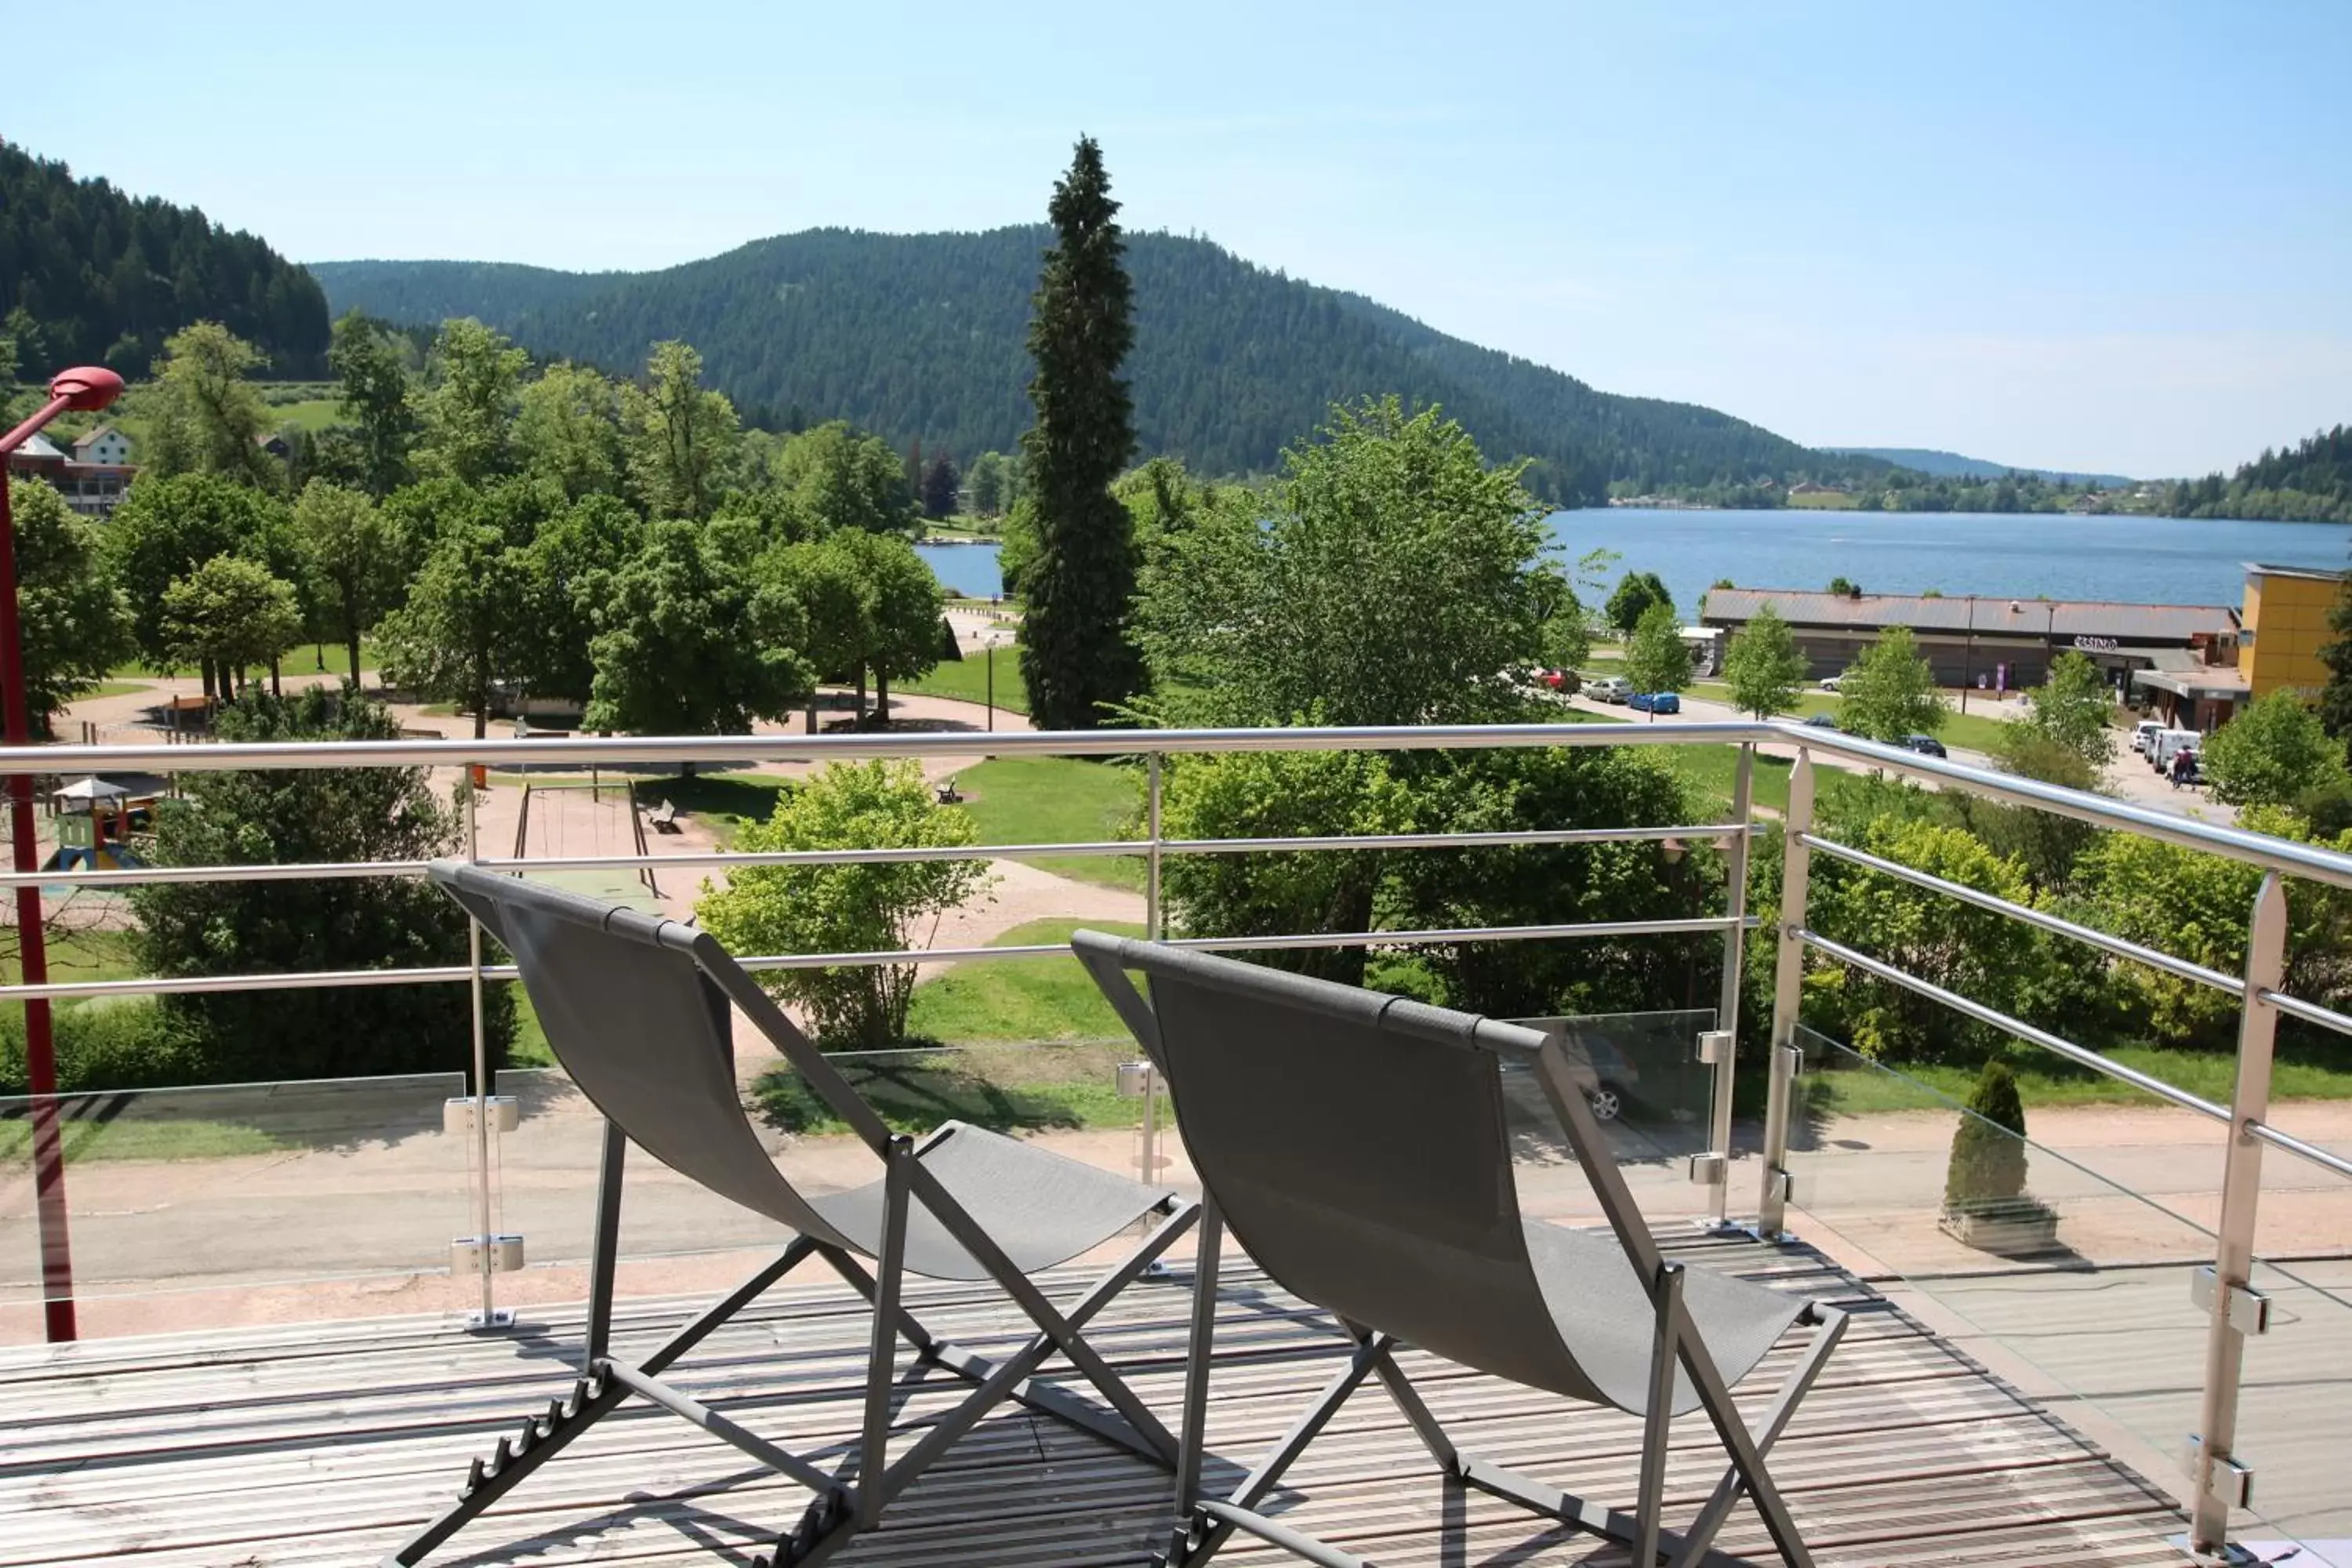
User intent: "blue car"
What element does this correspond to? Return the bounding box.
[1628,691,1681,715]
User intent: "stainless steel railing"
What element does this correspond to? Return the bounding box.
[3,717,2348,1557]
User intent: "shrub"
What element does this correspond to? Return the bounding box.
[0,1000,203,1095]
[1944,1060,2030,1214]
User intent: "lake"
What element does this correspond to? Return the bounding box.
[920,511,2352,612]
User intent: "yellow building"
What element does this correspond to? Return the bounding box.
[2238,562,2345,698]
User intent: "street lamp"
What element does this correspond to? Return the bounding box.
[1,365,125,1343]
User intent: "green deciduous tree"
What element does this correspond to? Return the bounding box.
[292,480,395,681]
[967,450,1007,516]
[1838,626,1948,741]
[516,361,624,500]
[376,521,527,738]
[1721,601,1808,718]
[584,519,815,734]
[765,419,913,538]
[696,760,991,1047]
[327,311,416,496]
[145,322,276,486]
[513,494,644,706]
[129,689,512,1082]
[103,473,290,691]
[161,556,302,696]
[1605,571,1672,636]
[2,478,132,732]
[1998,650,2116,770]
[622,340,740,521]
[415,318,525,485]
[2202,691,2345,808]
[1019,136,1145,730]
[1138,398,1559,727]
[1622,601,1693,716]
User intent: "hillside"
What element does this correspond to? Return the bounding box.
[0,141,329,379]
[314,230,1889,506]
[2169,426,2352,524]
[1822,446,2132,487]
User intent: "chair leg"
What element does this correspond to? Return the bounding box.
[383,1236,822,1566]
[1341,1316,1458,1475]
[1664,1305,1848,1568]
[1635,1261,1688,1566]
[1168,1198,1224,1563]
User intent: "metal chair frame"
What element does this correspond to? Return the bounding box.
[1074,931,1847,1568]
[385,867,1199,1568]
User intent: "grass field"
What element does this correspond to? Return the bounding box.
[109,640,382,682]
[0,929,143,989]
[906,917,1146,1044]
[901,651,1027,714]
[1806,1040,2352,1114]
[949,756,1145,891]
[1687,683,2017,753]
[0,1112,283,1165]
[1785,490,1861,510]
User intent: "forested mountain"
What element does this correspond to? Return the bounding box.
[2168,426,2352,524]
[314,229,1888,506]
[0,142,330,379]
[1821,446,2132,487]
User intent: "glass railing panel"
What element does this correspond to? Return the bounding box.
[1784,1027,2217,1504]
[1501,1007,1719,1229]
[2234,1232,2352,1558]
[0,1070,469,1343]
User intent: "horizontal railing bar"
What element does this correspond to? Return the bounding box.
[2257,988,2352,1040]
[0,915,1754,1003]
[1798,927,2234,1123]
[1799,832,2246,997]
[0,820,1756,891]
[0,720,1761,776]
[2245,1119,2352,1183]
[12,720,2350,892]
[1782,727,2352,893]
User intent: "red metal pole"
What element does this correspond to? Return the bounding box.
[0,394,78,1341]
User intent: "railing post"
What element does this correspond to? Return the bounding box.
[1704,742,1755,1227]
[462,768,503,1330]
[1142,754,1165,1192]
[2186,872,2285,1559]
[1758,749,1814,1238]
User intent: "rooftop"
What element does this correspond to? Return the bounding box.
[0,1233,2194,1568]
[1701,587,2236,641]
[2244,562,2349,584]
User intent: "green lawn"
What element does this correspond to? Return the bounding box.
[906,917,1146,1043]
[0,929,143,989]
[949,755,1145,891]
[109,639,382,681]
[0,1114,283,1164]
[901,651,1027,714]
[1807,1041,2352,1114]
[631,772,797,848]
[1690,683,2021,755]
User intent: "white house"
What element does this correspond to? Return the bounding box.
[71,425,132,467]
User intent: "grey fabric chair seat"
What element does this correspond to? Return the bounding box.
[808,1120,1169,1280]
[1523,1220,1798,1417]
[385,866,1198,1568]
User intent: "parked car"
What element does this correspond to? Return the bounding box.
[1802,713,1841,731]
[1531,666,1578,695]
[1586,675,1632,703]
[1628,691,1681,714]
[1818,675,1844,692]
[2151,728,2201,772]
[1900,734,1947,757]
[2131,719,2163,755]
[1510,1022,1642,1122]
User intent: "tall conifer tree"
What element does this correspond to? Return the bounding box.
[1019,137,1143,729]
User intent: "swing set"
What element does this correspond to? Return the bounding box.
[509,771,662,899]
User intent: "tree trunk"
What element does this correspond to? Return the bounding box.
[874,672,891,728]
[270,659,282,699]
[199,660,216,702]
[345,610,362,692]
[853,663,868,723]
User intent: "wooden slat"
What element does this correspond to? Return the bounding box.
[0,1231,2187,1567]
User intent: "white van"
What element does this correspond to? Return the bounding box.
[2151,729,2202,771]
[2131,719,2162,756]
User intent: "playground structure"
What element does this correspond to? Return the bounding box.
[509,773,662,899]
[46,777,155,872]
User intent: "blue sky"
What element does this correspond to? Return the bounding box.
[13,2,2348,477]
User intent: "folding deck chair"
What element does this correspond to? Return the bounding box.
[1073,931,1847,1568]
[385,864,1200,1568]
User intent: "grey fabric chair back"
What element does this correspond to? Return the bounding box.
[430,862,848,1245]
[1091,939,1602,1403]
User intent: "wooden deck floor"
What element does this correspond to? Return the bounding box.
[0,1230,2190,1567]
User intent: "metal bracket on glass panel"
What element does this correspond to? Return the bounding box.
[1775,1042,1806,1078]
[1686,1152,1726,1186]
[2183,1433,2255,1507]
[1693,1029,1731,1065]
[443,1096,519,1136]
[2190,1265,2271,1335]
[452,1234,525,1274]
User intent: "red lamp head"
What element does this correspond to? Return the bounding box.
[47,367,125,412]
